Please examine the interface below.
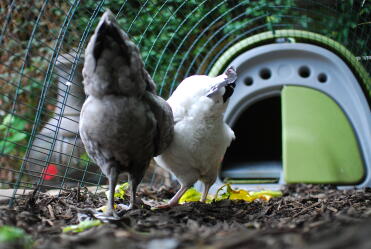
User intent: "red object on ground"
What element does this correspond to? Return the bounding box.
[42,164,58,180]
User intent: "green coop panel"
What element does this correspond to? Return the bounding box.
[282,86,364,184]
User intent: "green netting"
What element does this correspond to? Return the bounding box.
[0,0,370,205]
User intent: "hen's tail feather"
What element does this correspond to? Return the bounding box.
[93,19,131,69]
[83,10,156,97]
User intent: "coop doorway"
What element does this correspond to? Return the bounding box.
[221,96,282,184]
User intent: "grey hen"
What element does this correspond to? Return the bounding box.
[79,10,174,218]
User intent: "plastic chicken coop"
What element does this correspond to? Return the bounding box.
[209,30,371,192]
[0,1,370,205]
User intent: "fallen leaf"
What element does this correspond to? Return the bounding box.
[105,182,130,200]
[96,204,117,213]
[179,188,202,204]
[214,184,282,202]
[179,185,282,204]
[62,220,102,233]
[0,226,32,243]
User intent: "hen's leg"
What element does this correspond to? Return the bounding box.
[106,165,118,216]
[93,163,120,221]
[125,164,147,210]
[157,185,189,208]
[128,174,139,210]
[201,182,211,203]
[157,169,199,209]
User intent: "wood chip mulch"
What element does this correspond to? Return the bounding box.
[0,184,370,249]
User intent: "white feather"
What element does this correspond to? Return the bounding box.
[154,71,236,206]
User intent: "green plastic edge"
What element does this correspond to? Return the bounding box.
[224,179,279,184]
[282,86,364,184]
[208,29,370,98]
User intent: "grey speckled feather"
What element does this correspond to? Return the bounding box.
[79,10,174,217]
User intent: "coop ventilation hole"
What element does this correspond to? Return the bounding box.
[318,73,327,83]
[299,66,311,78]
[221,96,282,184]
[244,76,254,86]
[259,68,272,80]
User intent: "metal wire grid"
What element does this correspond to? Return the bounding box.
[0,0,369,205]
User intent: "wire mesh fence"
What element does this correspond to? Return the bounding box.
[0,0,370,205]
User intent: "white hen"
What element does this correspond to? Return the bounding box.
[154,67,237,207]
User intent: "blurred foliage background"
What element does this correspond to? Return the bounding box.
[0,0,369,189]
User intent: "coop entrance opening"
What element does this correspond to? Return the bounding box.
[221,96,282,184]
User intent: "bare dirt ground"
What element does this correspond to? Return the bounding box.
[0,184,371,249]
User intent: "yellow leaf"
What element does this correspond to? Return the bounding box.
[179,185,282,204]
[63,220,102,233]
[114,182,130,199]
[214,184,282,202]
[250,190,283,200]
[96,204,117,213]
[179,188,201,204]
[178,188,214,204]
[105,182,130,199]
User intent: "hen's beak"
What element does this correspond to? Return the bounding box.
[225,66,237,83]
[206,66,237,98]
